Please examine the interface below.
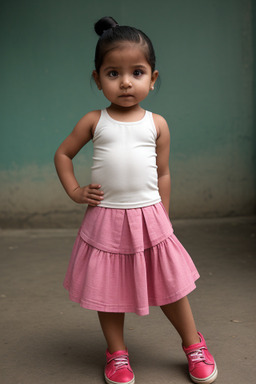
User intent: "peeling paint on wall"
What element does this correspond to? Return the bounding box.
[0,143,254,228]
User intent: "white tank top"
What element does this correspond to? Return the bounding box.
[91,109,161,209]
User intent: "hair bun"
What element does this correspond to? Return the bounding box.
[94,16,119,36]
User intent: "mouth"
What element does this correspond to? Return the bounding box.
[119,94,134,98]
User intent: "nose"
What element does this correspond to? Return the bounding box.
[120,76,132,89]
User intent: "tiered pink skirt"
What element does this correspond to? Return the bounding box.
[63,202,199,316]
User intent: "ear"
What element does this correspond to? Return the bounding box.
[92,70,102,90]
[150,70,159,90]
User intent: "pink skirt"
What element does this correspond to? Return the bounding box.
[63,202,199,316]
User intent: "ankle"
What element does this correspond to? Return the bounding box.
[108,344,127,354]
[182,332,201,348]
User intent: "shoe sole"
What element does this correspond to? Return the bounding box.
[104,373,135,384]
[190,363,218,384]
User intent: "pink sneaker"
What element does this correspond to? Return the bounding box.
[183,332,218,384]
[104,349,135,384]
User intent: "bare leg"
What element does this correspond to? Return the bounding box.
[161,296,200,347]
[98,312,126,354]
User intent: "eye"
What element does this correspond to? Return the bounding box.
[108,70,119,78]
[133,69,144,77]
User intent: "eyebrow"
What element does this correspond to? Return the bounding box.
[103,64,148,72]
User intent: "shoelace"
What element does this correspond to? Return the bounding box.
[113,355,129,370]
[189,348,206,363]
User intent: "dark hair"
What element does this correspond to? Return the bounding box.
[94,16,156,73]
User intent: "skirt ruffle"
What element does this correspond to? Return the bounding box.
[63,203,199,316]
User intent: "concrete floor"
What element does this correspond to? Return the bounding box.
[0,216,256,384]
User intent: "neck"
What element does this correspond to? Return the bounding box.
[107,104,145,122]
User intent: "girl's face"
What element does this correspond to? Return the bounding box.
[93,42,158,110]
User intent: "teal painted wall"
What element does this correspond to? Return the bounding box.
[0,0,255,227]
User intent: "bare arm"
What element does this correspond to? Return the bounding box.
[54,110,104,206]
[154,114,171,214]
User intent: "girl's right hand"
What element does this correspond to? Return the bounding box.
[72,184,104,206]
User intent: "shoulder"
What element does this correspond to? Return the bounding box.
[73,110,101,137]
[55,110,102,157]
[151,113,170,140]
[76,110,101,129]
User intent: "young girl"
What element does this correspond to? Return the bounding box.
[55,16,218,384]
